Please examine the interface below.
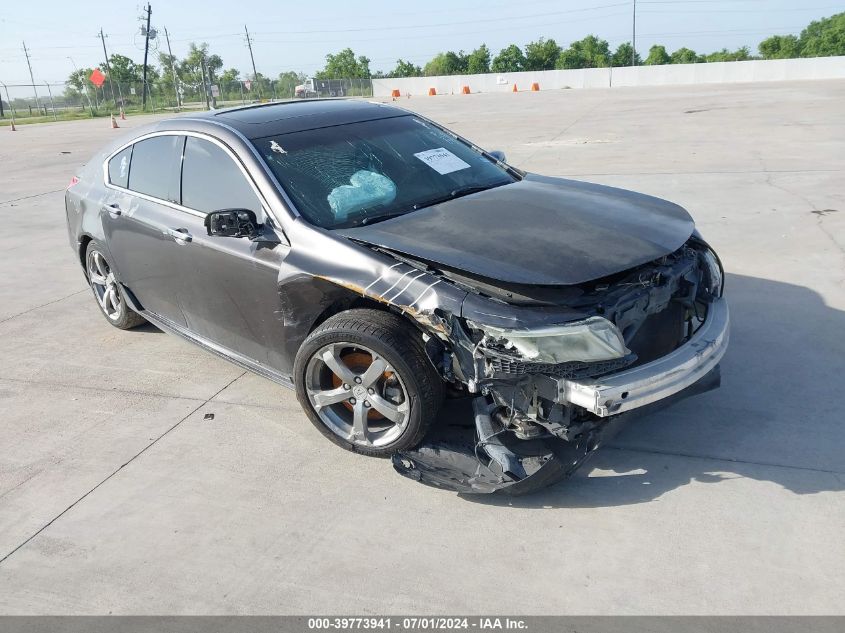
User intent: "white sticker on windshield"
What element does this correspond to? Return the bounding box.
[414,148,470,175]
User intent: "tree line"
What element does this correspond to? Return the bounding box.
[63,42,310,107]
[372,12,845,78]
[61,11,843,102]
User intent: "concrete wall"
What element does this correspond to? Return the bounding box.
[372,56,845,96]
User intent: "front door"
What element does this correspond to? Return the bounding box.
[170,135,290,370]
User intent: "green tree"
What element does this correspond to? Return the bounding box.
[424,51,468,76]
[612,42,641,67]
[316,48,371,79]
[277,71,307,97]
[388,59,423,77]
[250,72,272,97]
[220,68,240,84]
[63,67,97,104]
[524,37,560,70]
[670,47,702,64]
[557,35,610,69]
[644,45,671,65]
[799,12,845,57]
[466,44,491,74]
[491,44,525,72]
[101,54,142,83]
[180,42,223,87]
[758,35,801,59]
[65,67,96,93]
[705,47,753,62]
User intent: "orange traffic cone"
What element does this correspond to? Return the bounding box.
[120,108,126,120]
[428,87,436,96]
[391,89,400,98]
[512,83,518,92]
[461,85,470,94]
[110,114,119,129]
[9,120,15,131]
[531,82,540,91]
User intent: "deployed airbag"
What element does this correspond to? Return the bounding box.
[327,170,397,221]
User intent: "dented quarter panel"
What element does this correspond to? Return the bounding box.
[271,216,469,375]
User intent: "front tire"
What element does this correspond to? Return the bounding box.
[294,309,443,457]
[85,242,146,330]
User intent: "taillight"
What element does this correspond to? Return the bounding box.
[67,176,79,189]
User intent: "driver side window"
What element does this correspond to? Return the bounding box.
[181,136,264,217]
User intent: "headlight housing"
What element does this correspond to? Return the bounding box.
[700,248,724,297]
[469,316,631,365]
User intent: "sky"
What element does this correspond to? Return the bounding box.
[0,0,841,84]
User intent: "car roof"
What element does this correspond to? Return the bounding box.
[194,99,408,139]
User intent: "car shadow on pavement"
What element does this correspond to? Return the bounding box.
[135,322,163,334]
[453,273,845,508]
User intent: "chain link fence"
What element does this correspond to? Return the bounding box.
[0,77,373,125]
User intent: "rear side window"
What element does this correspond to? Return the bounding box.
[107,146,132,188]
[181,137,263,215]
[128,135,184,203]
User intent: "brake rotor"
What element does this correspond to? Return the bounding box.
[330,350,394,420]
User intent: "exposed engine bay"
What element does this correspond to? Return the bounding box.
[391,239,728,494]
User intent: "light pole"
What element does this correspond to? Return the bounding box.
[632,0,637,67]
[67,56,95,114]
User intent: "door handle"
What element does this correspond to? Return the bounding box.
[167,227,192,244]
[103,203,122,218]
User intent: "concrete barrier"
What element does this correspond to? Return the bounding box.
[372,56,845,97]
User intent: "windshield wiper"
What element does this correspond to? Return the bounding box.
[412,183,501,211]
[358,210,411,226]
[354,183,505,227]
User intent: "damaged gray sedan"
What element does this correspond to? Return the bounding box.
[65,99,728,494]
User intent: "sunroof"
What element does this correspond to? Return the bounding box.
[215,100,382,125]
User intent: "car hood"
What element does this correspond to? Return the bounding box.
[337,175,695,286]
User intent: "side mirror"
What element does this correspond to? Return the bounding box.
[205,209,260,240]
[488,150,507,163]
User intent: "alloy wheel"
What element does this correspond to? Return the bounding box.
[304,343,410,448]
[87,249,124,322]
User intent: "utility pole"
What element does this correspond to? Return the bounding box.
[21,42,43,113]
[141,3,152,109]
[98,29,118,105]
[631,0,637,66]
[163,27,181,109]
[244,25,261,99]
[200,54,211,110]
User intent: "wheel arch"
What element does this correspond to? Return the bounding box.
[78,234,94,277]
[307,295,419,336]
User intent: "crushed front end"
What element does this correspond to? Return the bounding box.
[393,238,729,494]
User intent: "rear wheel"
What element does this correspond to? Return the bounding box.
[294,309,443,457]
[85,242,146,330]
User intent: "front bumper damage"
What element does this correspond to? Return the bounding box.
[393,297,729,495]
[559,297,729,417]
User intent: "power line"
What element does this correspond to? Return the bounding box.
[641,4,842,13]
[253,3,631,36]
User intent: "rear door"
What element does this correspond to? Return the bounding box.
[102,134,188,325]
[169,135,290,368]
